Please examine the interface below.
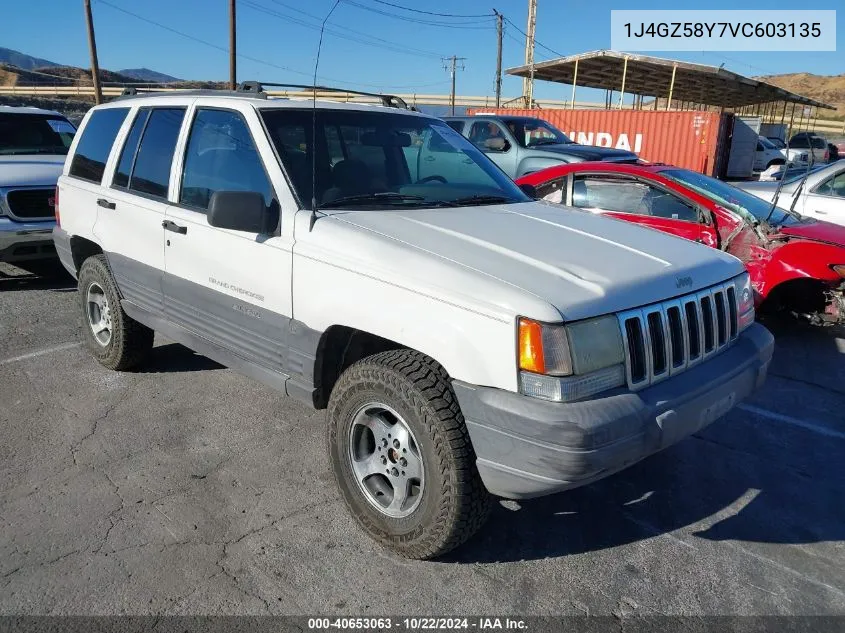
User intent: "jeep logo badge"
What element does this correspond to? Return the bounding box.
[676,276,693,289]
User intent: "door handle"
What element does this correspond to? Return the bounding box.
[815,210,828,215]
[423,156,436,162]
[162,220,187,234]
[97,198,116,210]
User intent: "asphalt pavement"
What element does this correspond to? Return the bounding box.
[1,263,844,616]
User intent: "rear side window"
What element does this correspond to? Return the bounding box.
[180,109,273,211]
[113,110,150,189]
[128,108,186,198]
[69,108,129,183]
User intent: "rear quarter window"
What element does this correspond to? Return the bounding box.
[69,108,129,183]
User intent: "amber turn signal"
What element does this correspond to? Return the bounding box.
[518,318,545,373]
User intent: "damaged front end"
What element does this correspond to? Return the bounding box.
[800,281,845,326]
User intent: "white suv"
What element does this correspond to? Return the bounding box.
[54,84,774,559]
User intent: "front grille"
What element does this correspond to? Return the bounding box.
[6,189,55,220]
[618,281,740,390]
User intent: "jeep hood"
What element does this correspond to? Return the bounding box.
[0,155,66,188]
[531,143,637,162]
[327,201,743,322]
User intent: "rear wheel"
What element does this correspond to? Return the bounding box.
[327,349,491,559]
[77,255,154,370]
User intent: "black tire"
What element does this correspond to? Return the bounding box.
[327,349,492,559]
[77,254,154,370]
[766,159,785,169]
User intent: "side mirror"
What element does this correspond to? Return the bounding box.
[519,183,538,199]
[208,191,278,234]
[484,137,508,151]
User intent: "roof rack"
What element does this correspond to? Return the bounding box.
[112,83,414,110]
[237,81,410,110]
[115,86,268,100]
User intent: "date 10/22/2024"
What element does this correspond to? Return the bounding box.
[307,617,528,630]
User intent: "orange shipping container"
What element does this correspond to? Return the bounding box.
[465,108,729,176]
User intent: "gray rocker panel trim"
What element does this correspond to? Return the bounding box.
[105,252,324,407]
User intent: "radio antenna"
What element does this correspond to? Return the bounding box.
[310,0,341,231]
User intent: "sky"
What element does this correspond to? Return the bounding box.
[4,0,843,104]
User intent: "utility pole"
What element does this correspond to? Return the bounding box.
[494,10,503,108]
[229,0,237,89]
[443,56,466,116]
[83,0,103,105]
[522,0,537,107]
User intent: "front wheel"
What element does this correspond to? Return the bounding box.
[327,349,491,559]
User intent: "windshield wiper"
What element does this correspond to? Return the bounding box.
[324,192,426,208]
[529,139,563,146]
[446,195,516,206]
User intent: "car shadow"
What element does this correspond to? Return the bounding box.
[138,343,225,374]
[447,317,845,564]
[0,267,76,292]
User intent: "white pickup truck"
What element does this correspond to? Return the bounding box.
[53,85,773,559]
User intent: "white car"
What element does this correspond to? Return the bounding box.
[53,85,773,559]
[737,160,845,227]
[0,106,76,274]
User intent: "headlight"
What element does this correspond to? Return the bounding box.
[831,265,845,277]
[517,315,625,402]
[735,272,755,332]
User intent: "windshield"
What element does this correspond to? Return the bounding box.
[0,113,76,156]
[781,165,826,185]
[661,168,802,227]
[759,137,776,150]
[260,109,529,210]
[502,118,573,147]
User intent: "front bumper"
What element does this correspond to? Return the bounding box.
[0,217,56,263]
[454,323,774,499]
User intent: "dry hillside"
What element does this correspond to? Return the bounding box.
[757,73,845,118]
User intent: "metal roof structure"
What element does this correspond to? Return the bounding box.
[506,50,835,110]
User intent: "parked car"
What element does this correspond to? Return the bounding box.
[828,143,840,162]
[754,136,788,172]
[789,132,830,164]
[517,162,845,325]
[737,160,845,227]
[438,114,638,178]
[0,106,76,274]
[54,86,772,559]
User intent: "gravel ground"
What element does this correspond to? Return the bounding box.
[1,263,844,617]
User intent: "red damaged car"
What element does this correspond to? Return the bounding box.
[517,163,845,324]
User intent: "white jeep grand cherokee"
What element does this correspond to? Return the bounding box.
[54,84,773,559]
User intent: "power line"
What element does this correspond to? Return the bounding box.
[97,0,310,76]
[369,0,493,19]
[244,0,445,59]
[344,0,496,29]
[94,0,441,90]
[502,16,562,58]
